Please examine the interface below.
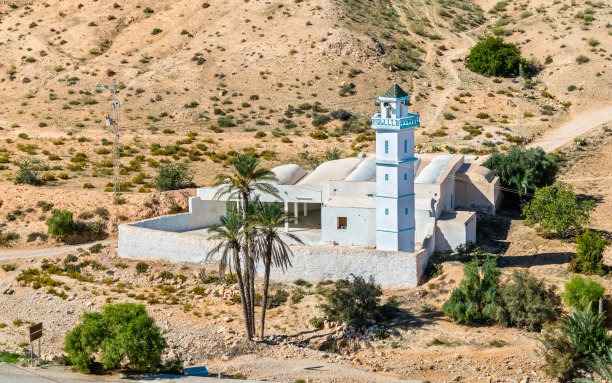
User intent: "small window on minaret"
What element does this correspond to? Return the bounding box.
[405,208,408,215]
[404,173,407,181]
[385,208,389,215]
[337,217,347,230]
[404,140,407,153]
[385,174,389,181]
[384,140,389,154]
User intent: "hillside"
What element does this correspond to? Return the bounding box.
[0,0,609,244]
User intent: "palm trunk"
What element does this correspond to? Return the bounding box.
[233,248,252,339]
[260,237,273,339]
[241,192,256,338]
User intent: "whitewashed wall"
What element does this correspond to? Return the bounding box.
[118,220,430,287]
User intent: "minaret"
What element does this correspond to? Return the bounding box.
[372,84,419,252]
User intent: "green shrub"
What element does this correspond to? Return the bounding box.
[561,275,605,311]
[442,258,499,324]
[154,161,195,191]
[494,270,559,331]
[291,287,306,304]
[571,230,609,275]
[46,210,75,241]
[541,306,611,380]
[465,37,526,77]
[320,275,399,328]
[269,289,289,308]
[309,317,324,329]
[294,278,312,287]
[523,184,594,237]
[135,262,149,274]
[14,158,45,185]
[64,303,167,373]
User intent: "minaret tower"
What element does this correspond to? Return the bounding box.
[372,84,420,252]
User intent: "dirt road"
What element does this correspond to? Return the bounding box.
[529,106,612,152]
[0,240,117,261]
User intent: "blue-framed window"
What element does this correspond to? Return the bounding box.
[404,173,407,181]
[405,208,408,215]
[385,208,389,215]
[384,174,389,181]
[404,140,407,153]
[384,140,389,154]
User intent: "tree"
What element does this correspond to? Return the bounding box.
[207,206,252,339]
[494,270,559,331]
[154,161,195,191]
[483,147,558,194]
[46,209,75,241]
[522,184,594,237]
[214,154,278,339]
[442,258,500,324]
[561,275,605,312]
[571,230,609,275]
[65,303,167,373]
[14,158,45,186]
[320,275,399,328]
[465,37,526,77]
[253,202,300,338]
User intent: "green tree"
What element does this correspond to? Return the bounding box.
[442,258,500,324]
[321,275,399,328]
[14,158,45,186]
[522,184,594,237]
[64,303,166,373]
[494,270,559,331]
[45,209,75,241]
[561,275,605,311]
[465,37,526,77]
[214,154,278,339]
[483,147,558,194]
[153,161,195,191]
[207,206,251,339]
[571,230,609,275]
[253,202,300,338]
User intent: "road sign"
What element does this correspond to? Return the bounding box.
[29,323,42,342]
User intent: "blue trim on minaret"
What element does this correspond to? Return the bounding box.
[374,83,419,253]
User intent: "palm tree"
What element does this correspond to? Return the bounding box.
[509,168,533,200]
[254,202,302,339]
[206,207,253,339]
[214,154,278,337]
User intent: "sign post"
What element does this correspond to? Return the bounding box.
[29,323,43,365]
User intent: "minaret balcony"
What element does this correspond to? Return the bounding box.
[371,113,420,130]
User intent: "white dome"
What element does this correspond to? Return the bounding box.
[271,164,307,185]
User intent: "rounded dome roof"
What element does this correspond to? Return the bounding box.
[271,164,307,185]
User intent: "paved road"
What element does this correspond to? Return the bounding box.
[0,363,269,383]
[0,240,117,261]
[529,106,612,152]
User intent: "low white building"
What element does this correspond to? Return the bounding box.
[117,84,501,287]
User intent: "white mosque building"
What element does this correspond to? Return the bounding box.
[117,84,501,287]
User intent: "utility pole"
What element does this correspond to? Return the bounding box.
[518,63,523,136]
[99,80,122,195]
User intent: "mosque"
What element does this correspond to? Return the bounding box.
[117,84,501,287]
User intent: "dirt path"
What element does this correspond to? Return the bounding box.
[0,240,117,261]
[529,106,612,152]
[206,356,421,383]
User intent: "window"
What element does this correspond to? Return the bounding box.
[403,173,407,181]
[385,208,389,216]
[404,140,407,153]
[337,217,347,230]
[405,208,408,215]
[384,174,389,181]
[384,140,389,154]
